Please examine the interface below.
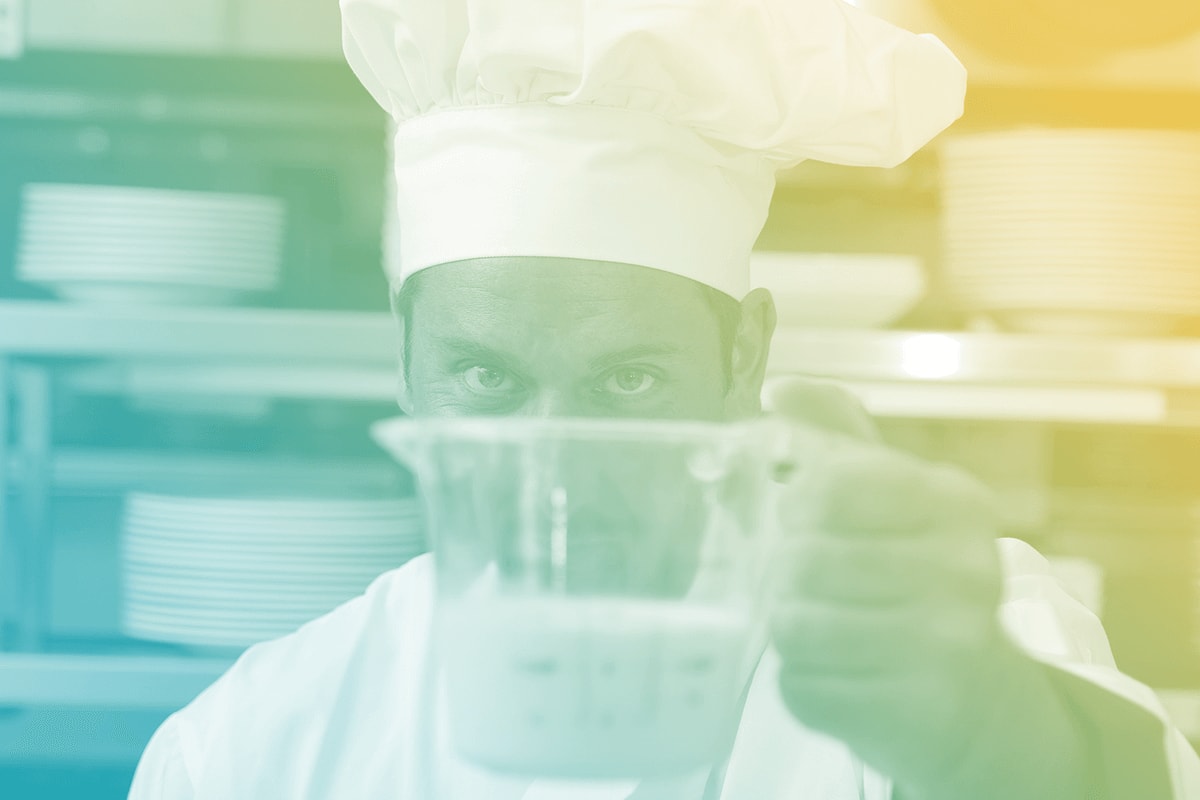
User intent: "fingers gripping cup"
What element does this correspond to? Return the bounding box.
[371,416,784,780]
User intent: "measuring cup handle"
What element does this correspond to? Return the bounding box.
[762,377,880,444]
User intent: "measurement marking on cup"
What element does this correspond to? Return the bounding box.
[550,486,568,593]
[679,656,715,674]
[516,658,560,675]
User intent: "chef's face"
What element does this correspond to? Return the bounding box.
[393,257,775,594]
[394,257,775,422]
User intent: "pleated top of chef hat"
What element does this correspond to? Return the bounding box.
[341,0,966,298]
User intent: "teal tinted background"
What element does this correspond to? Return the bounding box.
[0,12,409,797]
[3,3,1200,797]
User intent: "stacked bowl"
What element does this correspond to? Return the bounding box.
[15,183,285,306]
[749,251,926,329]
[939,129,1200,336]
[119,494,424,649]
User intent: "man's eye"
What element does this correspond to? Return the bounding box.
[601,368,657,397]
[463,366,515,393]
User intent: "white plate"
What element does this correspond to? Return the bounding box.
[953,296,1200,315]
[120,617,299,647]
[21,194,284,212]
[120,547,416,573]
[120,607,309,631]
[38,284,254,307]
[125,500,419,520]
[23,183,285,210]
[940,131,1200,155]
[18,210,284,232]
[121,606,336,630]
[122,588,365,613]
[953,289,1200,307]
[124,515,423,533]
[122,581,368,609]
[18,260,279,280]
[942,206,1200,223]
[941,207,1200,223]
[948,282,1200,300]
[121,546,425,570]
[943,235,1200,252]
[19,274,278,295]
[124,505,421,524]
[21,209,284,231]
[121,566,403,592]
[120,535,415,561]
[119,550,415,575]
[18,264,278,285]
[16,234,284,256]
[122,611,314,636]
[941,177,1200,193]
[941,202,1200,220]
[946,264,1200,278]
[943,239,1200,255]
[122,570,395,594]
[122,517,422,540]
[986,311,1192,337]
[17,242,282,262]
[122,590,353,614]
[121,536,423,563]
[941,176,1200,193]
[128,495,418,514]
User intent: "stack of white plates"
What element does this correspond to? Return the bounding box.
[16,183,285,306]
[750,252,926,329]
[940,129,1200,336]
[120,494,424,649]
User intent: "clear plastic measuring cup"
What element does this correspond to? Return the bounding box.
[372,415,785,780]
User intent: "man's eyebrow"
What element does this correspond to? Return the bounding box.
[430,337,523,370]
[588,344,685,372]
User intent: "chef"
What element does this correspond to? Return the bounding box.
[129,0,1200,798]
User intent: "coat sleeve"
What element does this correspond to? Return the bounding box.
[996,537,1200,799]
[128,714,196,800]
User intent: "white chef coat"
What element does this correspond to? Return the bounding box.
[129,538,1200,799]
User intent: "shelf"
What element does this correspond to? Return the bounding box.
[8,301,1200,385]
[767,329,1200,388]
[6,449,408,493]
[0,652,230,709]
[11,301,1200,424]
[0,48,386,133]
[0,301,395,363]
[835,381,1169,425]
[65,360,398,402]
[0,707,167,765]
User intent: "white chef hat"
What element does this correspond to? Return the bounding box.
[342,0,966,299]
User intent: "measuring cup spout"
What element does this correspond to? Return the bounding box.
[370,416,432,476]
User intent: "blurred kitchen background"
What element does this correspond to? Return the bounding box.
[2,0,1200,797]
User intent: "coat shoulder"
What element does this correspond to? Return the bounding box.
[170,554,436,778]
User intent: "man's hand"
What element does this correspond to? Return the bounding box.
[763,378,1086,799]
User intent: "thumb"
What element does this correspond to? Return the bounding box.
[762,376,881,444]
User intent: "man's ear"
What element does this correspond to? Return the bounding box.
[395,336,414,416]
[725,287,776,418]
[389,289,415,416]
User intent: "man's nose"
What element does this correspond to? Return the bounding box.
[519,389,581,418]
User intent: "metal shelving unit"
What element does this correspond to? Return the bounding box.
[7,300,1200,418]
[5,299,1200,710]
[0,652,230,710]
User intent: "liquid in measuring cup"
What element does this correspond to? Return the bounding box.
[440,595,755,779]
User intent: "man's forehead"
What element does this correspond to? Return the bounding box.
[403,258,725,371]
[415,257,708,299]
[409,258,718,328]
